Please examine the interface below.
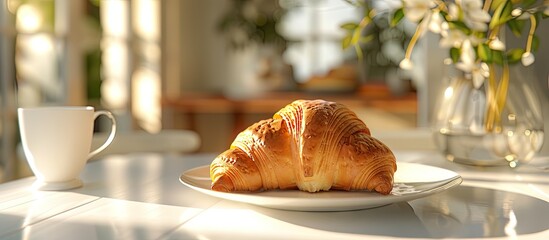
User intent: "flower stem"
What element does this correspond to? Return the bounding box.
[488,25,501,43]
[403,14,428,62]
[525,14,537,53]
[494,62,510,130]
[484,63,510,133]
[485,64,498,132]
[482,0,493,12]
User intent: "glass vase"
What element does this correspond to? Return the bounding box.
[433,64,544,167]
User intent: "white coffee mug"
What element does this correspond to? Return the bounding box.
[18,106,116,190]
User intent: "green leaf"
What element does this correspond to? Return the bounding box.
[439,10,448,19]
[450,48,460,63]
[506,48,525,64]
[492,50,505,65]
[477,43,492,63]
[506,19,525,37]
[391,8,404,27]
[341,22,358,31]
[490,0,507,11]
[342,35,352,49]
[489,1,513,29]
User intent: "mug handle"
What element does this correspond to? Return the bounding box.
[88,110,117,159]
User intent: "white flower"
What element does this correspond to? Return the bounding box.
[456,40,488,88]
[489,38,505,51]
[391,0,544,76]
[403,0,436,22]
[455,40,476,72]
[510,8,532,20]
[439,29,483,49]
[399,58,413,70]
[476,62,490,87]
[511,8,523,17]
[447,3,460,21]
[440,29,467,48]
[521,52,535,66]
[428,10,443,33]
[457,0,491,31]
[466,63,490,89]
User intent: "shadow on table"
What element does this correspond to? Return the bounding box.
[257,201,430,238]
[257,186,549,238]
[0,213,27,237]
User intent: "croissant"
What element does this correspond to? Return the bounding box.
[210,99,397,195]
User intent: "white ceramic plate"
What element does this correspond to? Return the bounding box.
[179,162,462,211]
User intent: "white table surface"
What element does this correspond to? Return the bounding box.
[0,151,547,240]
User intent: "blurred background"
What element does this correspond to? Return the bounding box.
[1,0,548,182]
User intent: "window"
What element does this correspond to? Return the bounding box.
[279,0,361,83]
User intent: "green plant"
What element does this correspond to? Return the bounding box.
[217,0,287,51]
[343,0,549,132]
[341,2,413,80]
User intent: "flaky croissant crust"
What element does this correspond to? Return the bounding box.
[210,99,397,194]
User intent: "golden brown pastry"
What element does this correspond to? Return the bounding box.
[210,99,397,195]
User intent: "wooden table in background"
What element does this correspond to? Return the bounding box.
[161,86,417,140]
